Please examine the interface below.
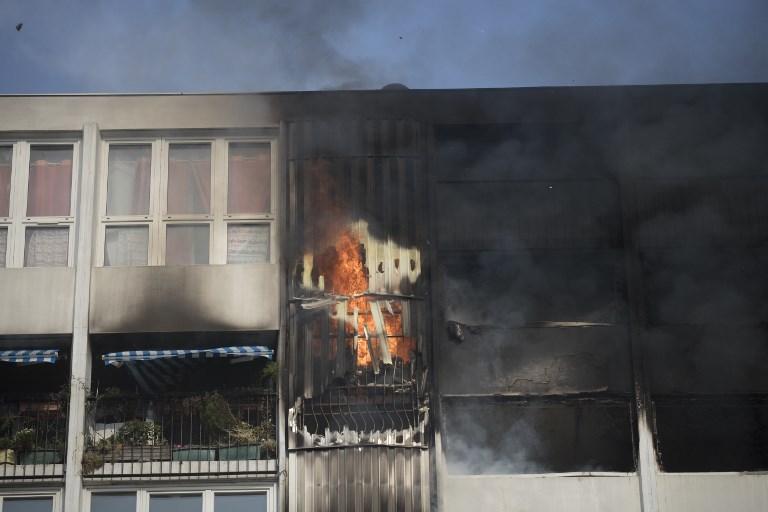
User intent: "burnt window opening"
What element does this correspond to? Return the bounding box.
[287,119,429,448]
[440,250,628,328]
[653,395,768,472]
[442,396,636,475]
[641,247,768,327]
[290,298,427,445]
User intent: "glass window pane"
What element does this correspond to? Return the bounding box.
[3,497,53,512]
[227,224,269,263]
[25,227,68,267]
[27,146,73,217]
[0,146,11,217]
[90,493,136,512]
[107,145,152,216]
[214,493,268,512]
[149,494,202,512]
[228,143,270,214]
[0,228,7,267]
[105,226,149,266]
[168,144,211,214]
[166,224,209,265]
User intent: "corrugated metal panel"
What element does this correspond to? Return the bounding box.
[289,447,429,512]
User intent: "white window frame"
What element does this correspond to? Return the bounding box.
[85,484,276,512]
[97,135,277,267]
[0,139,80,268]
[0,489,63,512]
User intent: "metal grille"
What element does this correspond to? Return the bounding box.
[83,391,277,480]
[0,394,68,482]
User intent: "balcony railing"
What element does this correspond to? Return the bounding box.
[84,391,276,479]
[0,395,68,481]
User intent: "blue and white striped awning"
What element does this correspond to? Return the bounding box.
[0,349,59,365]
[102,345,274,367]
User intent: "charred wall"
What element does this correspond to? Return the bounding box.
[432,85,768,479]
[434,122,636,474]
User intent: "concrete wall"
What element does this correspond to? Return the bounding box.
[90,264,280,333]
[0,268,75,335]
[442,475,641,512]
[657,474,768,512]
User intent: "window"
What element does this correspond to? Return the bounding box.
[149,494,202,512]
[0,497,53,512]
[89,489,272,512]
[214,493,267,512]
[0,141,78,268]
[89,493,135,512]
[99,137,275,266]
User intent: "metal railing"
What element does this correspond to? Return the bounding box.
[0,395,68,481]
[84,391,276,479]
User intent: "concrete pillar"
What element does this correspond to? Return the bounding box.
[63,123,99,512]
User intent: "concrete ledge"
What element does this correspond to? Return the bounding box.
[0,268,74,335]
[90,264,279,333]
[442,474,641,512]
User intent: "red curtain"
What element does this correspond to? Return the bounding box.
[130,156,151,215]
[27,159,72,217]
[228,149,270,214]
[167,158,210,214]
[0,162,10,216]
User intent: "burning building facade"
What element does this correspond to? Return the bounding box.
[0,83,767,511]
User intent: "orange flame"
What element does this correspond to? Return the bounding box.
[306,163,416,369]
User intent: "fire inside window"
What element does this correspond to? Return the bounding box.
[286,120,429,447]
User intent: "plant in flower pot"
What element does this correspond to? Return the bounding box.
[0,436,15,465]
[18,421,66,465]
[11,428,35,464]
[216,403,276,461]
[170,394,220,462]
[112,420,168,462]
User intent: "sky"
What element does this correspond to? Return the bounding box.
[0,0,767,94]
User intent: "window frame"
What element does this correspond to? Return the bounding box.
[85,485,275,512]
[0,490,62,512]
[0,139,80,268]
[97,135,277,267]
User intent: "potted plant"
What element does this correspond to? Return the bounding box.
[171,393,222,461]
[82,437,116,475]
[17,422,66,465]
[219,419,276,461]
[111,420,168,462]
[0,437,15,465]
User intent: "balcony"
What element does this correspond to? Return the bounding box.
[0,393,68,482]
[84,391,277,480]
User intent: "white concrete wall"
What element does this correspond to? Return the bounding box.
[442,474,642,512]
[658,473,768,512]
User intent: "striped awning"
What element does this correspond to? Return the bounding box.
[0,349,59,365]
[102,345,274,367]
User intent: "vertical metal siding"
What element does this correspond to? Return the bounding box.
[289,448,429,512]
